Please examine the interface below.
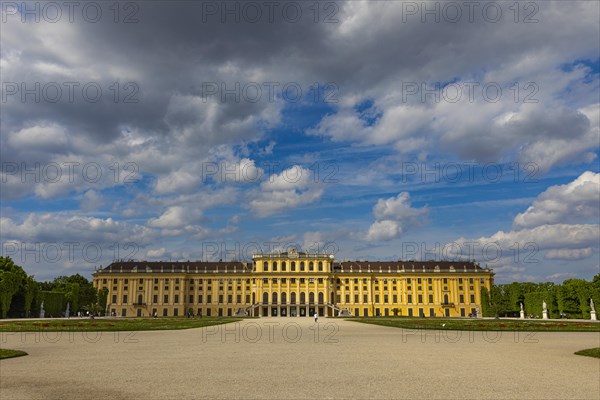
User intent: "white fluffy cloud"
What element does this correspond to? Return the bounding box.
[449,171,600,277]
[366,192,428,241]
[513,171,599,228]
[249,165,324,217]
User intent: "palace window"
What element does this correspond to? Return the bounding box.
[309,278,314,283]
[417,278,421,284]
[407,286,411,290]
[163,295,168,303]
[407,278,412,284]
[428,286,432,291]
[364,294,368,302]
[459,278,463,283]
[189,295,193,303]
[470,295,475,303]
[273,262,278,271]
[393,295,397,303]
[219,295,223,303]
[428,278,432,284]
[300,278,305,283]
[384,295,388,303]
[375,295,380,303]
[153,295,158,303]
[354,294,359,303]
[281,278,287,284]
[154,278,158,284]
[408,295,412,304]
[469,278,474,284]
[418,294,423,303]
[207,295,212,303]
[263,278,268,284]
[264,262,269,271]
[480,278,485,284]
[291,261,296,271]
[443,278,448,284]
[318,261,323,271]
[318,278,323,284]
[124,279,129,284]
[345,294,350,303]
[291,278,296,283]
[459,295,464,303]
[309,261,314,271]
[300,262,305,271]
[429,295,433,303]
[175,278,180,284]
[272,278,277,283]
[281,262,286,271]
[174,295,179,303]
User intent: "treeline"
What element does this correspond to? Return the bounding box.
[0,257,108,318]
[481,273,600,319]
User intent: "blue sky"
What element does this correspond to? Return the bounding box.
[1,1,599,283]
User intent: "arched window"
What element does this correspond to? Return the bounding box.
[281,262,286,271]
[318,292,324,303]
[300,292,306,304]
[444,294,449,304]
[318,261,323,271]
[263,261,269,271]
[309,261,314,271]
[137,294,143,304]
[291,261,296,271]
[272,292,278,304]
[300,261,305,271]
[263,292,269,304]
[291,292,296,304]
[273,261,278,271]
[281,292,287,304]
[309,292,315,303]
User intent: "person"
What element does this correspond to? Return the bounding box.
[153,311,158,319]
[314,312,318,322]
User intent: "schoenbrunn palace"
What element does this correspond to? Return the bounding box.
[93,250,494,318]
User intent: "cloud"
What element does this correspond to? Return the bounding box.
[545,248,593,260]
[249,165,324,217]
[448,172,600,276]
[365,192,428,241]
[513,171,600,228]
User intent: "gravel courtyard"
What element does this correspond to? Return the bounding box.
[1,317,599,399]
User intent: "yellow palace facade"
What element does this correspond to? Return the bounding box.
[93,250,494,318]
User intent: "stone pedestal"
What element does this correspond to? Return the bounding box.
[591,310,597,321]
[520,310,525,319]
[542,310,548,320]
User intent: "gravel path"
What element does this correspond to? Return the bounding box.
[1,318,599,399]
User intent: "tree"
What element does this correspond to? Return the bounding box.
[23,275,38,318]
[97,287,109,313]
[0,271,22,318]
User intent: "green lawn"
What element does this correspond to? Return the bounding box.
[0,317,242,332]
[347,317,600,332]
[0,349,28,360]
[575,348,600,358]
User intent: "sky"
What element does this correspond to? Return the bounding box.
[0,1,599,283]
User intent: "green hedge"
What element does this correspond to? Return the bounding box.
[38,291,67,317]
